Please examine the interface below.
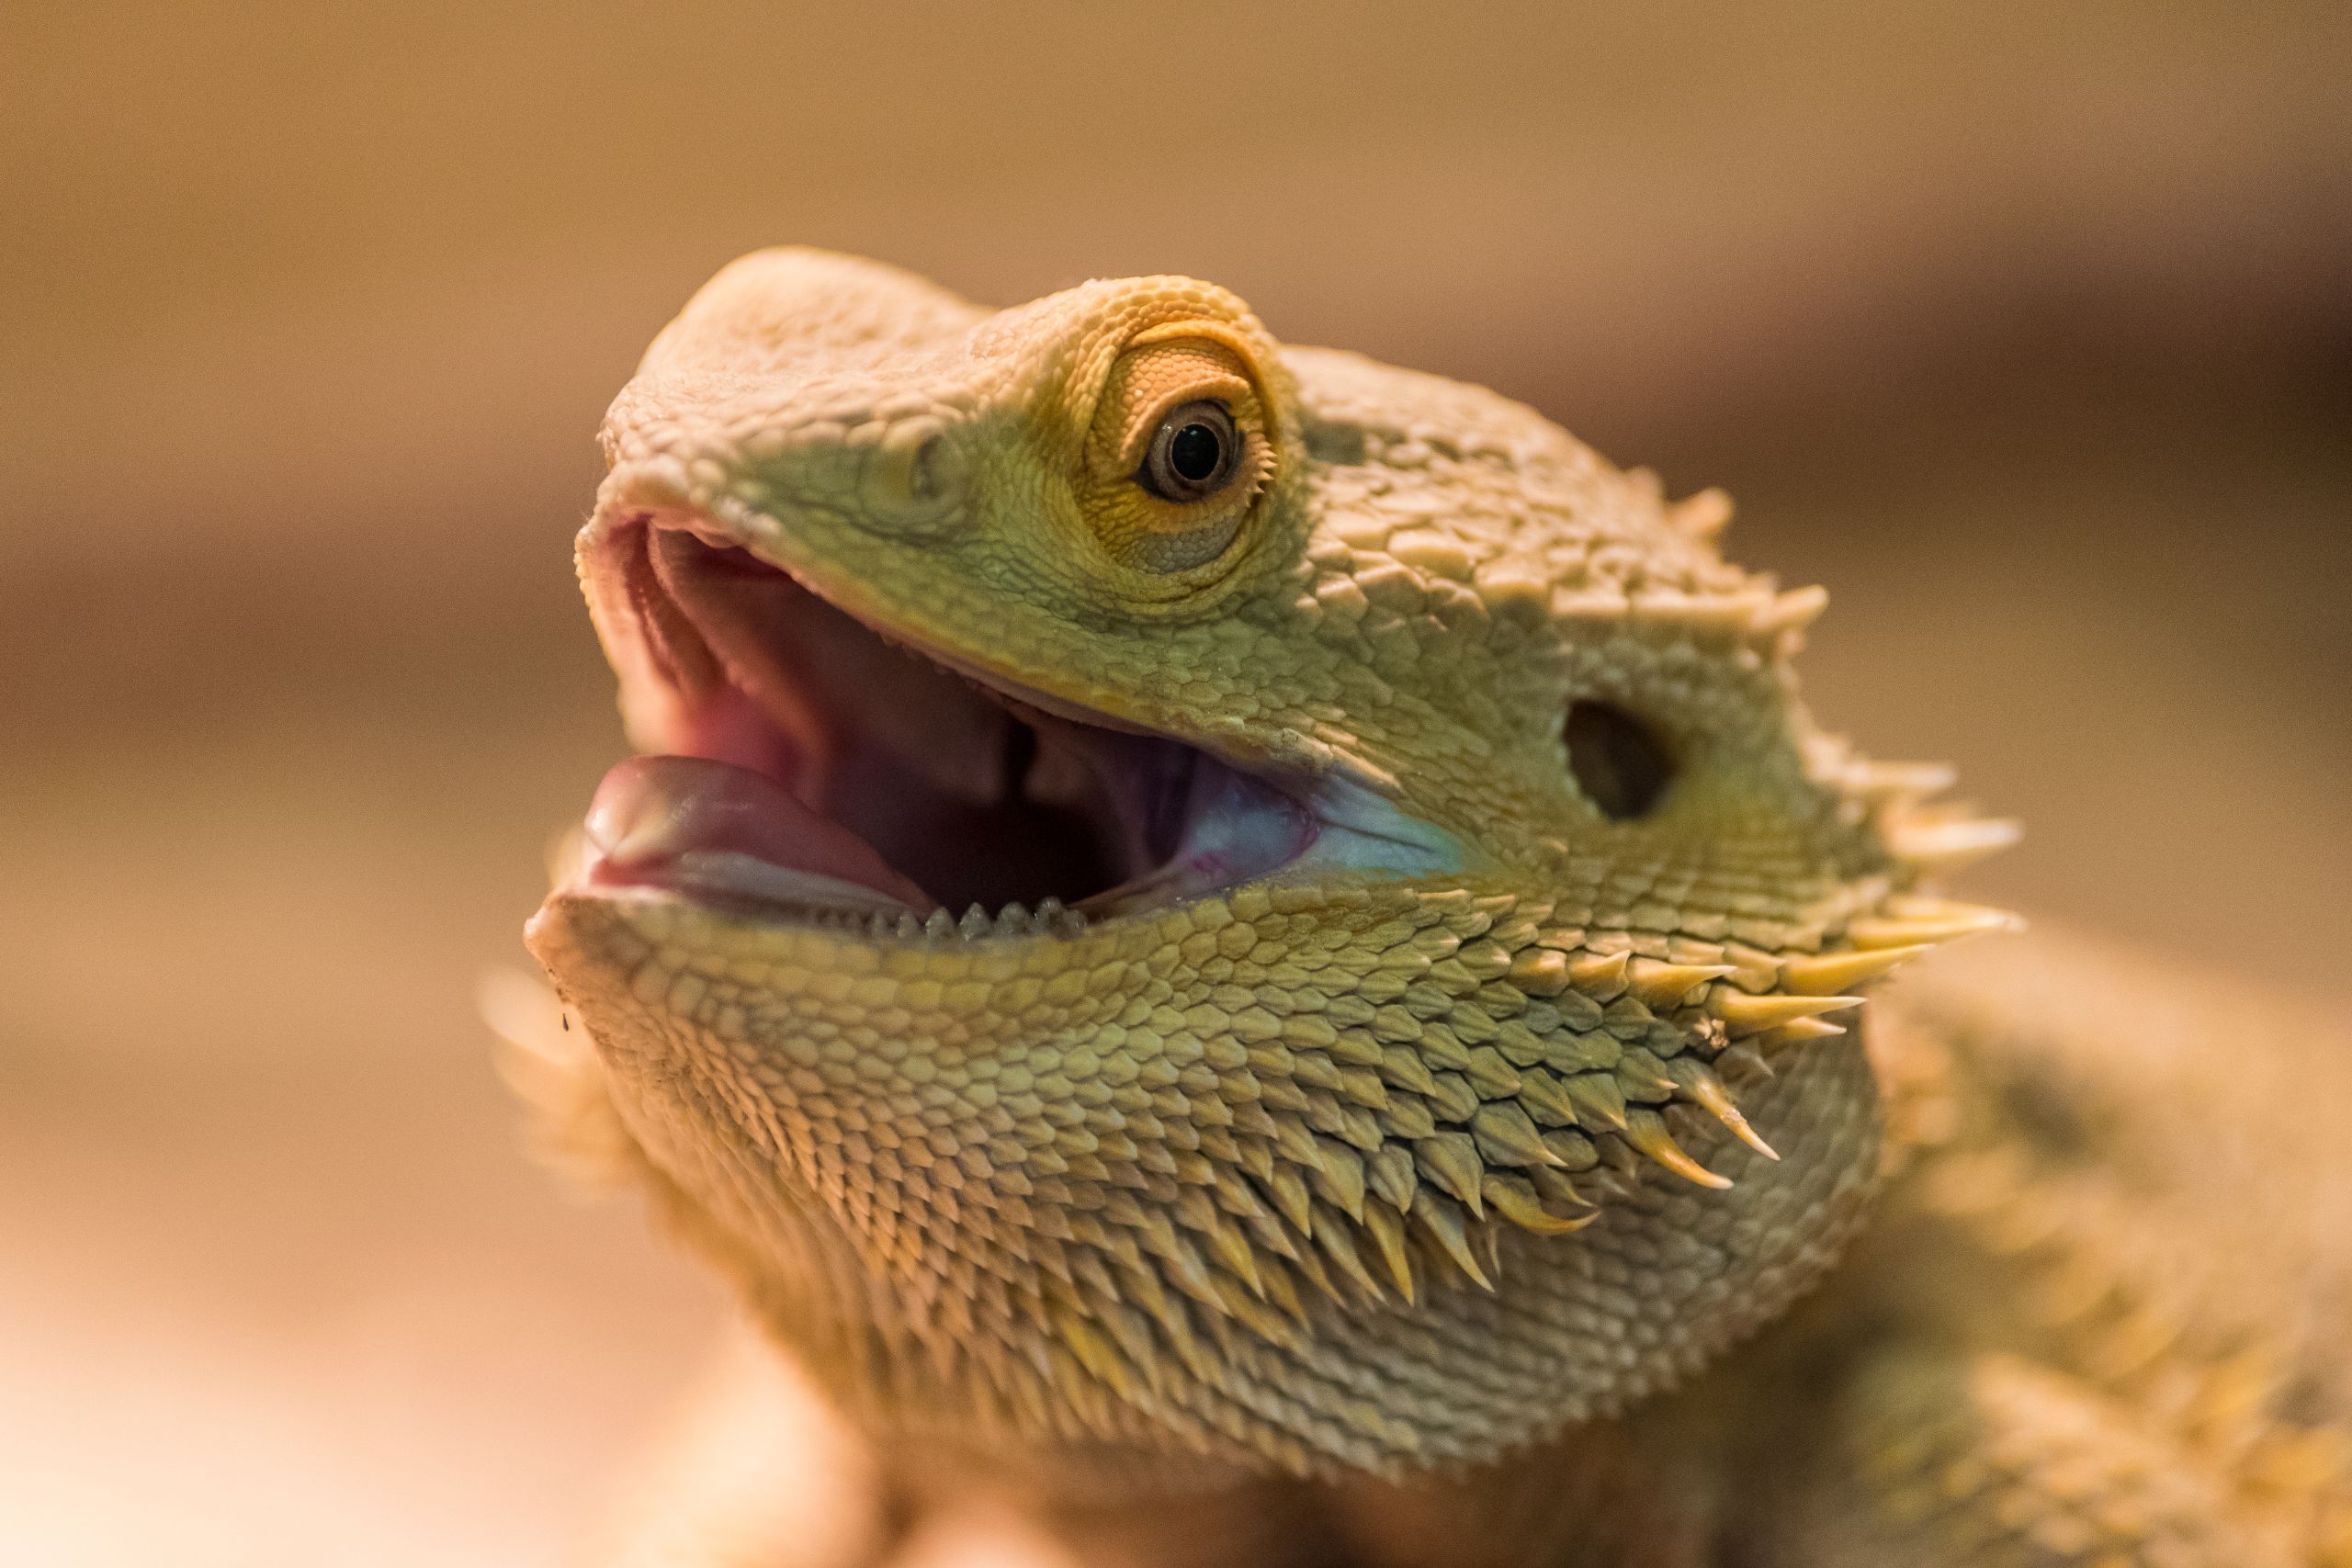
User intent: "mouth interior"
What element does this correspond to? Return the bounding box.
[582,517,1317,923]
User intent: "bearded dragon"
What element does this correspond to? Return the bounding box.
[506,249,2352,1566]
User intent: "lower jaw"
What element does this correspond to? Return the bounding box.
[560,746,1330,935]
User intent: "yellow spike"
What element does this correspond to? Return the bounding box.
[1529,1163,1592,1210]
[1054,1311,1132,1400]
[1272,1112,1321,1168]
[1211,1164,1272,1223]
[1363,1201,1419,1303]
[1070,1247,1123,1305]
[1750,583,1828,637]
[1664,1059,1777,1160]
[1564,1072,1631,1132]
[1623,1108,1734,1190]
[1205,1216,1264,1297]
[1627,958,1737,1010]
[1508,947,1570,997]
[1367,1144,1418,1213]
[1415,1133,1487,1215]
[1566,949,1631,999]
[1483,1172,1600,1235]
[1631,588,1763,635]
[1415,1199,1495,1290]
[1885,894,2025,923]
[1777,943,1933,996]
[1267,1166,1314,1234]
[1257,1256,1309,1328]
[1283,1238,1340,1304]
[1098,1304,1168,1396]
[1471,1102,1566,1168]
[1669,486,1734,540]
[1890,817,2021,874]
[1760,1016,1848,1047]
[1519,1067,1581,1127]
[1213,1269,1304,1351]
[1848,901,2020,950]
[1155,1229,1226,1313]
[1123,1266,1212,1379]
[1235,1205,1301,1265]
[1007,1356,1056,1430]
[1311,1203,1385,1300]
[1307,1139,1367,1221]
[1614,1046,1679,1097]
[1710,990,1862,1036]
[1476,1220,1505,1283]
[1850,759,1956,803]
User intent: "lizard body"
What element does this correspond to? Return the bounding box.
[513,250,2352,1565]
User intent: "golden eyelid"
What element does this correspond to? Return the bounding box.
[1125,319,1254,352]
[1111,371,1257,478]
[1091,338,1260,481]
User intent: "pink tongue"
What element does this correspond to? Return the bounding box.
[582,755,936,911]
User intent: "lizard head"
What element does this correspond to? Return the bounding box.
[523,248,2017,1479]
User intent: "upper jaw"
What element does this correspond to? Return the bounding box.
[559,501,1467,936]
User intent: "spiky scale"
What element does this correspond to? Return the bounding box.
[1768,1019,1850,1053]
[1614,1046,1679,1099]
[1662,1057,1777,1161]
[1413,1197,1494,1290]
[1508,948,1570,997]
[1482,1172,1598,1236]
[1367,1144,1418,1213]
[1750,583,1828,637]
[1528,1164,1591,1212]
[1308,1137,1368,1220]
[1623,1107,1734,1190]
[1627,959,1736,1009]
[1847,900,2019,949]
[1415,1133,1487,1213]
[1310,1203,1385,1301]
[1709,990,1863,1036]
[1889,817,2022,874]
[1463,1045,1523,1100]
[1778,943,1931,996]
[1471,1102,1565,1168]
[1266,1164,1314,1235]
[1361,1202,1418,1303]
[1567,949,1632,998]
[1564,1071,1632,1133]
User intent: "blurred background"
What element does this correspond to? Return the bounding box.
[3,2,2346,1562]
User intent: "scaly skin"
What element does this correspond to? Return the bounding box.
[513,250,2352,1565]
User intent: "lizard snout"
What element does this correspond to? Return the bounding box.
[736,398,974,539]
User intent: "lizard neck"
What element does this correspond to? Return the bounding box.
[612,1024,1885,1482]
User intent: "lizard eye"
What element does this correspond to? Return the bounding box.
[1080,330,1273,579]
[1138,400,1240,502]
[1566,700,1676,819]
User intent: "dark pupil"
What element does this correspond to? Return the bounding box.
[1169,423,1224,483]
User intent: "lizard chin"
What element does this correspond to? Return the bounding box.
[556,513,1456,935]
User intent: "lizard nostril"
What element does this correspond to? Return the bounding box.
[907,427,955,502]
[1566,700,1676,820]
[859,415,967,528]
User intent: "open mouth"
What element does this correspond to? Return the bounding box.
[564,512,1336,933]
